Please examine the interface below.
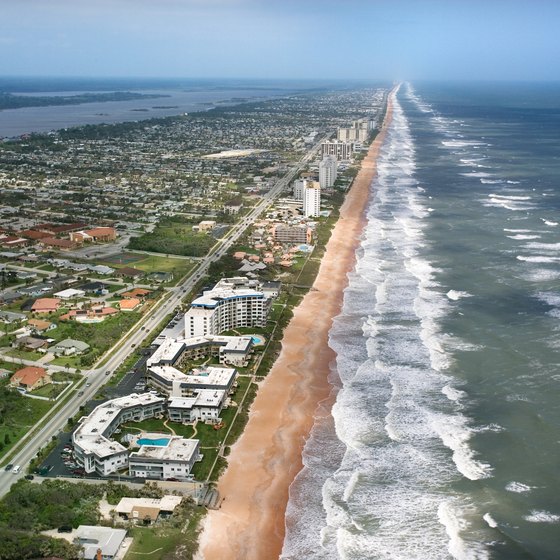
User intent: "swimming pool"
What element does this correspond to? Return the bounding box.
[251,335,264,345]
[137,438,170,447]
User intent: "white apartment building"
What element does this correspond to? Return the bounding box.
[292,179,305,201]
[147,365,237,398]
[72,393,166,476]
[148,334,253,369]
[167,390,226,423]
[184,277,273,338]
[128,436,200,480]
[321,140,354,161]
[303,181,321,217]
[337,119,370,143]
[319,155,337,188]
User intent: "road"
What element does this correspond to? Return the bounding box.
[0,131,332,498]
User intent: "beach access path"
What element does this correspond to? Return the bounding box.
[198,89,396,560]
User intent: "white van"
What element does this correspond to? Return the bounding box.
[12,465,21,474]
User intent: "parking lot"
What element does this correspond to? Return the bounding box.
[36,346,156,480]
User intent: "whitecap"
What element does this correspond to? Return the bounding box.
[505,481,536,493]
[483,513,498,528]
[517,256,560,263]
[506,234,541,240]
[438,502,491,560]
[524,510,560,523]
[542,219,558,226]
[442,140,485,148]
[490,194,532,201]
[447,290,472,301]
[442,385,466,402]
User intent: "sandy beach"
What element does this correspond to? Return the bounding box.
[198,90,394,560]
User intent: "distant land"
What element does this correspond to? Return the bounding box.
[0,91,168,111]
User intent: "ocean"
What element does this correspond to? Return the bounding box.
[282,82,560,559]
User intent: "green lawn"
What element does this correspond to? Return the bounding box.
[0,387,52,463]
[30,382,69,399]
[128,220,216,257]
[4,349,45,362]
[121,417,173,434]
[49,355,82,369]
[46,311,142,367]
[191,448,219,481]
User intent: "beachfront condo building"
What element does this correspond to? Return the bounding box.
[72,393,167,476]
[303,181,321,217]
[273,224,312,244]
[337,119,370,143]
[321,139,354,161]
[319,155,338,188]
[293,179,305,201]
[183,277,274,337]
[128,436,200,480]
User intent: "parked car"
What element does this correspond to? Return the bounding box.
[25,474,34,480]
[12,465,21,474]
[4,464,13,472]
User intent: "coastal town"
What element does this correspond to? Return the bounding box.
[0,86,389,559]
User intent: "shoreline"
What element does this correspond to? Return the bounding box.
[198,89,395,560]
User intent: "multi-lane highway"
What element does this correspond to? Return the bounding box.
[0,131,332,498]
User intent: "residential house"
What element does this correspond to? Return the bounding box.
[148,271,173,283]
[50,338,90,356]
[31,298,61,313]
[10,366,51,391]
[27,319,56,334]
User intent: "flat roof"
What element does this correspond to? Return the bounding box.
[149,335,251,366]
[191,287,264,308]
[149,365,236,388]
[73,393,165,458]
[116,495,183,514]
[168,389,225,409]
[130,436,199,463]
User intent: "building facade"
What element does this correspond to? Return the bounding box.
[319,155,338,188]
[72,393,166,476]
[128,436,200,480]
[184,277,274,337]
[303,181,321,217]
[321,140,354,161]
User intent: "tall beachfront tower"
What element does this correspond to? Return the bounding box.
[319,155,337,188]
[321,139,353,161]
[303,181,321,217]
[293,179,305,201]
[184,277,273,337]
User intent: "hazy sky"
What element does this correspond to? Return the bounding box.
[1,0,559,81]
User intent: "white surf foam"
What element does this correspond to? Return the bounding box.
[524,510,560,523]
[542,219,558,226]
[442,140,486,148]
[447,290,472,301]
[505,481,536,493]
[438,502,491,560]
[517,255,560,263]
[442,384,467,402]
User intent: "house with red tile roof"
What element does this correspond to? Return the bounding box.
[31,298,61,313]
[10,366,51,391]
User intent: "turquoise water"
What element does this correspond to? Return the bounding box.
[251,336,264,345]
[137,438,169,447]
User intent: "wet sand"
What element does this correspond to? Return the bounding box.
[198,91,394,560]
